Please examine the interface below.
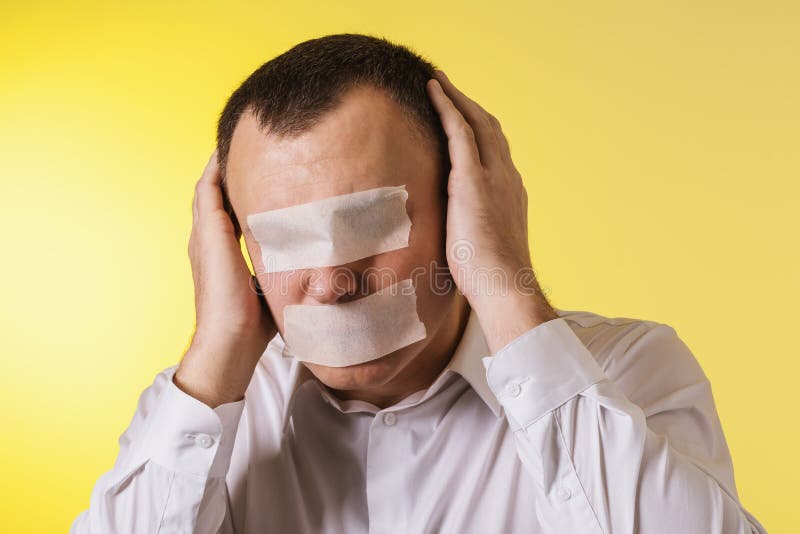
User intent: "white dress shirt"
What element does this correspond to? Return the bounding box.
[71,308,766,533]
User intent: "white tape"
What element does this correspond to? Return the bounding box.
[247,185,412,273]
[282,278,427,367]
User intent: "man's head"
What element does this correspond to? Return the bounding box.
[216,33,463,394]
[217,33,450,222]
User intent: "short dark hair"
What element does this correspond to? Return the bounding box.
[215,33,450,235]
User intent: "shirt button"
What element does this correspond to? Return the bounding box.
[505,381,522,397]
[195,433,214,448]
[557,487,572,501]
[382,412,397,426]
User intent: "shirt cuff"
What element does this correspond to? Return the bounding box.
[482,317,606,431]
[133,369,246,478]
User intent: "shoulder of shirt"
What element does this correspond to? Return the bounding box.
[557,307,665,330]
[556,308,706,398]
[555,307,686,369]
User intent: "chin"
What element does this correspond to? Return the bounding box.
[304,342,422,391]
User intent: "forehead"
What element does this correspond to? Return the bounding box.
[226,84,437,217]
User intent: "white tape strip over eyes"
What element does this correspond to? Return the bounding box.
[281,278,427,367]
[247,185,412,273]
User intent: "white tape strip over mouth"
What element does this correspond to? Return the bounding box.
[247,185,412,273]
[281,278,427,367]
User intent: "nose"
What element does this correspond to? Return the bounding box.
[302,266,359,304]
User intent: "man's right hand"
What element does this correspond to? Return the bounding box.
[174,149,277,408]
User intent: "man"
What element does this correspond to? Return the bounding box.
[72,33,766,533]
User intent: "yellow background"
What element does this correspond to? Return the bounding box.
[1,1,796,531]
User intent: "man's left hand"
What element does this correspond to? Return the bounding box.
[426,70,558,354]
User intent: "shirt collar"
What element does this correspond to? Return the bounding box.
[280,306,503,420]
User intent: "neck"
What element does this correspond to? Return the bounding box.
[332,292,471,409]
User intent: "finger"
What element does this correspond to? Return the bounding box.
[195,149,224,216]
[192,185,198,225]
[199,149,221,185]
[493,119,512,164]
[482,113,513,169]
[426,79,483,174]
[433,70,501,168]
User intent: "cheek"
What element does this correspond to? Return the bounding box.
[407,216,449,292]
[407,221,457,327]
[408,204,446,259]
[412,261,457,329]
[380,243,454,331]
[243,235,266,276]
[258,271,305,330]
[246,236,305,327]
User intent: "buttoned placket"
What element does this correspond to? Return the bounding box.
[364,405,406,534]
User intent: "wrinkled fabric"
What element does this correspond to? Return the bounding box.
[71,308,766,533]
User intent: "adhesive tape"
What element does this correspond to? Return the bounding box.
[247,185,412,273]
[281,278,427,367]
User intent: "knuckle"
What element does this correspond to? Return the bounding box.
[457,122,475,139]
[195,180,214,197]
[500,133,511,151]
[193,217,212,235]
